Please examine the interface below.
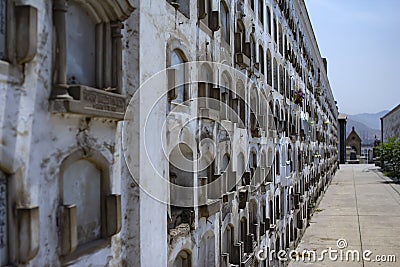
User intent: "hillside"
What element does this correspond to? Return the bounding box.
[348,111,388,130]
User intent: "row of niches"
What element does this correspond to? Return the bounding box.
[168,44,335,123]
[168,0,326,100]
[168,162,337,266]
[170,0,316,76]
[167,143,335,185]
[166,122,336,202]
[166,83,337,148]
[164,108,337,211]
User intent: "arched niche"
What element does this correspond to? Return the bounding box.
[173,249,192,267]
[59,149,113,253]
[198,231,215,266]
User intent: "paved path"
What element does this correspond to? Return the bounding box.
[289,164,400,267]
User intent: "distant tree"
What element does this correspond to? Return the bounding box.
[376,137,400,180]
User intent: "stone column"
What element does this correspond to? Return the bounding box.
[103,22,112,88]
[52,0,71,99]
[111,21,123,94]
[0,0,7,60]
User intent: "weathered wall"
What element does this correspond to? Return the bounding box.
[0,0,339,266]
[140,0,339,266]
[0,0,134,266]
[382,104,400,143]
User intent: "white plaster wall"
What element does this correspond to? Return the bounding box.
[0,0,338,266]
[0,0,131,265]
[149,0,338,264]
[382,106,400,142]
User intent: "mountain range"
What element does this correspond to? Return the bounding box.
[344,110,388,145]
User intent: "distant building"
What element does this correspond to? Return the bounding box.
[338,114,347,164]
[381,104,400,143]
[346,127,362,157]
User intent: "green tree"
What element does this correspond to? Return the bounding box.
[376,137,400,180]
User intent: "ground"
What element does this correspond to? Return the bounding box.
[289,164,400,267]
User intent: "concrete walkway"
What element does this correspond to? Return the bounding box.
[289,164,400,267]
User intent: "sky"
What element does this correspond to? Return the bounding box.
[304,0,400,115]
